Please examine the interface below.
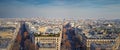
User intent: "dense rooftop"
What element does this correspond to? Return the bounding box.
[26,21,62,37]
[76,20,120,39]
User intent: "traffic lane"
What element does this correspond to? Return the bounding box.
[20,23,27,50]
[66,29,76,50]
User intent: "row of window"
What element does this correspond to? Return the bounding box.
[87,39,115,41]
[35,38,58,40]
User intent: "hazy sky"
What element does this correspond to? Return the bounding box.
[0,0,120,19]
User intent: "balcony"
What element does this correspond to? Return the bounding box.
[34,33,60,37]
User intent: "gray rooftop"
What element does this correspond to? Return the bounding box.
[0,38,11,48]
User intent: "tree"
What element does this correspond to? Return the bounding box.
[24,39,37,50]
[63,28,67,34]
[24,39,30,50]
[24,32,28,39]
[63,28,67,40]
[12,42,20,50]
[65,40,71,50]
[29,43,36,50]
[16,33,21,43]
[25,39,30,45]
[35,45,39,50]
[63,33,67,40]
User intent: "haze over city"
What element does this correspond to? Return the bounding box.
[1,0,120,50]
[0,0,120,19]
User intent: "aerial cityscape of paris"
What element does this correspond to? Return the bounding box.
[0,0,120,50]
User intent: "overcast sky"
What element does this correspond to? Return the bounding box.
[0,0,120,19]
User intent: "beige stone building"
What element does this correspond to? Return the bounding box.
[0,21,20,50]
[25,21,63,50]
[76,33,120,50]
[34,27,62,50]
